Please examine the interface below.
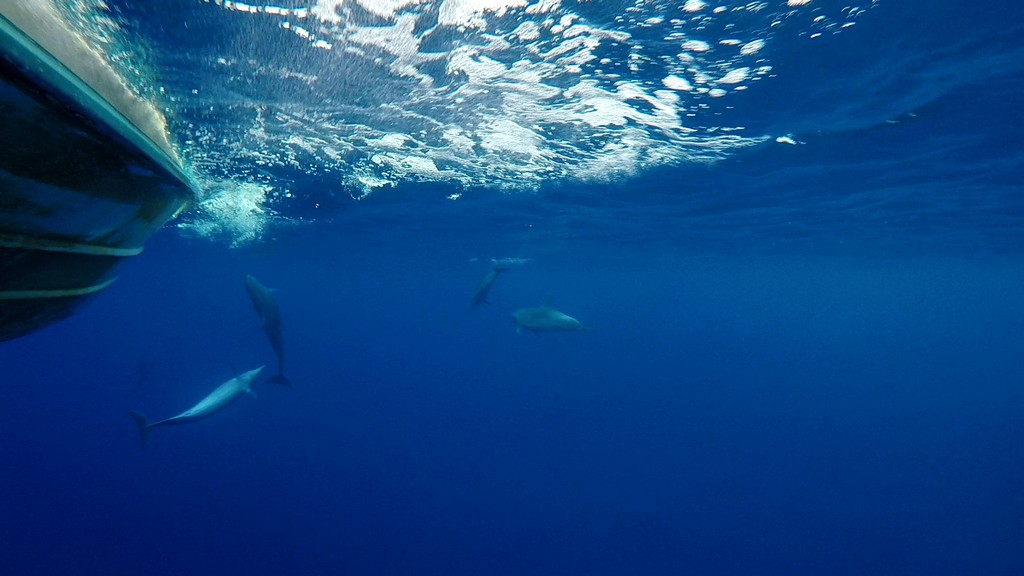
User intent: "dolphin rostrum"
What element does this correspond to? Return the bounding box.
[471,266,511,307]
[244,274,290,386]
[511,301,585,334]
[129,366,266,449]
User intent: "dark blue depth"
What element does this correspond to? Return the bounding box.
[1,1,1023,575]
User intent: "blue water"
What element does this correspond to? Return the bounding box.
[2,0,1024,574]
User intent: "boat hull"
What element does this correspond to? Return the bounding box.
[0,12,195,341]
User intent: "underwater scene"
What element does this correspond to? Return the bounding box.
[0,0,1022,574]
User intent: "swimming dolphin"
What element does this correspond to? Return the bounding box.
[471,266,511,307]
[244,274,290,386]
[511,302,584,334]
[129,366,265,449]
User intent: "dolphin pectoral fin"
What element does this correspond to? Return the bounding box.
[129,411,151,450]
[516,325,522,335]
[247,389,258,399]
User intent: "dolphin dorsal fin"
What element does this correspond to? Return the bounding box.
[543,297,553,308]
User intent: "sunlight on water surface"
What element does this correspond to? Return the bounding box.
[53,0,877,242]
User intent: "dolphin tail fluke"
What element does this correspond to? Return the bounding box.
[129,410,151,450]
[266,373,292,387]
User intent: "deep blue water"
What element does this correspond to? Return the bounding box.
[2,0,1024,574]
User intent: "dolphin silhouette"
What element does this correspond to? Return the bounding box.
[471,266,511,307]
[129,366,265,449]
[244,275,290,386]
[511,302,584,334]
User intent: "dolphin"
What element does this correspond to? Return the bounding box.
[129,366,265,449]
[511,302,585,334]
[244,274,290,386]
[471,266,511,307]
[490,257,530,268]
